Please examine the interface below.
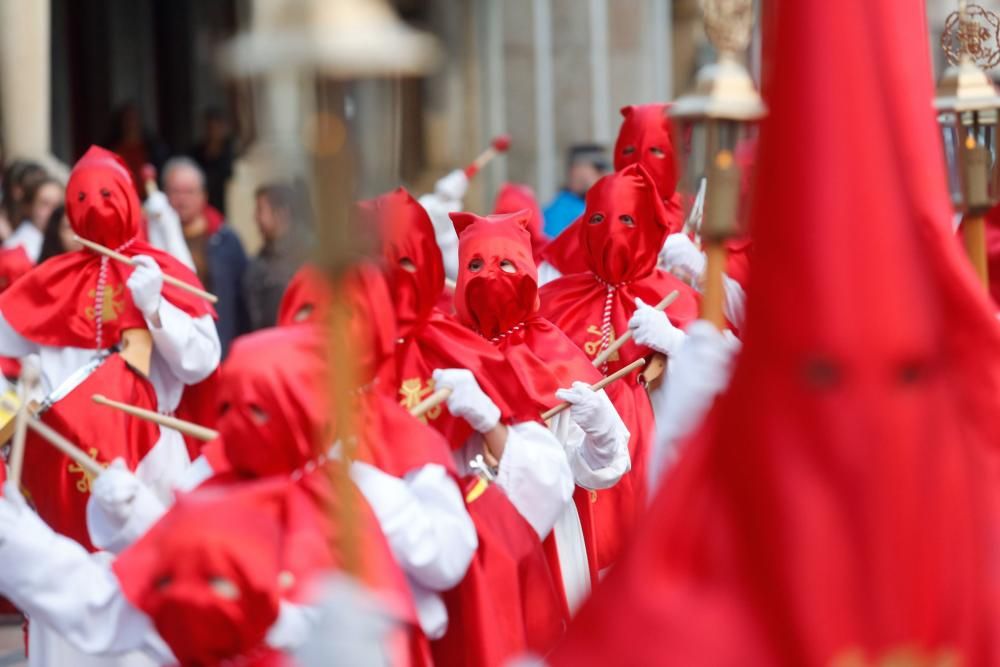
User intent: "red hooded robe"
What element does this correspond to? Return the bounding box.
[539,164,699,565]
[553,0,1000,663]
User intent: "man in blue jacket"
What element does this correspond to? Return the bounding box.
[542,144,609,238]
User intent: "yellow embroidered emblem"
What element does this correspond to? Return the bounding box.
[465,478,489,504]
[830,646,960,667]
[583,324,619,361]
[85,284,127,322]
[68,448,108,493]
[399,377,442,422]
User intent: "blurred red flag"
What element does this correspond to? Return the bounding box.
[551,0,1000,664]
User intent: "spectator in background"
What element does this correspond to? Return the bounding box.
[38,205,82,263]
[3,176,63,263]
[105,101,169,194]
[542,144,609,238]
[190,107,235,215]
[163,156,248,356]
[1,161,46,242]
[243,182,313,330]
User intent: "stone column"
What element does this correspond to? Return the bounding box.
[0,0,65,176]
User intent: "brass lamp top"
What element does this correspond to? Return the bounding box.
[222,0,440,79]
[670,54,766,121]
[935,3,1000,113]
[669,0,766,122]
[934,56,1000,113]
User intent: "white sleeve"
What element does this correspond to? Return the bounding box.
[350,461,476,592]
[493,421,574,540]
[144,192,195,271]
[417,193,461,282]
[648,320,741,490]
[172,454,215,493]
[0,310,36,358]
[266,601,321,653]
[721,273,746,331]
[0,518,172,661]
[549,408,630,491]
[146,299,221,385]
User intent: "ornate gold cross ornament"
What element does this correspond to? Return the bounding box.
[702,0,754,56]
[942,2,1000,69]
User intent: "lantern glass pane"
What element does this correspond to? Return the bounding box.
[938,111,962,207]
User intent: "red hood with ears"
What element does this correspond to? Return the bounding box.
[492,183,548,262]
[580,163,671,284]
[450,209,539,339]
[358,187,445,334]
[614,104,679,201]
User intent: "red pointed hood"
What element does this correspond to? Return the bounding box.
[492,183,548,262]
[555,0,1000,664]
[360,187,445,334]
[217,326,329,479]
[67,146,144,249]
[580,163,671,284]
[614,103,679,201]
[451,209,539,339]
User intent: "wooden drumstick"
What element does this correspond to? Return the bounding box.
[92,394,219,441]
[410,388,452,419]
[8,362,40,488]
[592,291,680,368]
[73,235,219,304]
[541,357,646,421]
[465,135,512,178]
[26,418,104,478]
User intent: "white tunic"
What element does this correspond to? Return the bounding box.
[545,397,630,613]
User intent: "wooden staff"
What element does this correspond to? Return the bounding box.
[592,291,680,368]
[92,394,219,441]
[465,134,512,177]
[962,213,989,287]
[542,357,646,421]
[8,363,39,488]
[410,388,452,419]
[73,235,219,304]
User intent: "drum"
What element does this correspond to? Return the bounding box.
[21,353,160,551]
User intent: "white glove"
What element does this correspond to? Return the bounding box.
[434,169,469,202]
[662,233,707,279]
[555,382,617,438]
[629,297,687,356]
[432,368,500,434]
[126,255,164,319]
[86,458,167,554]
[142,191,171,221]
